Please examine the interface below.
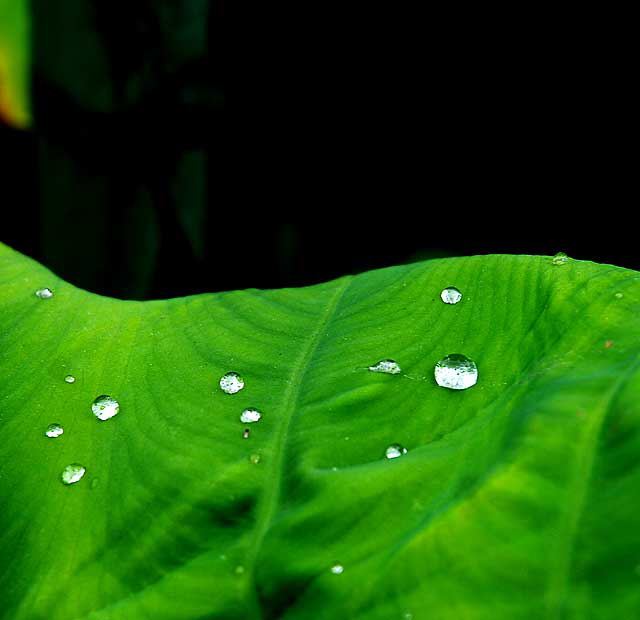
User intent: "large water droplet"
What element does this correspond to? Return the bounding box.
[368,359,402,374]
[385,444,407,459]
[330,563,344,574]
[440,287,462,304]
[64,375,76,384]
[220,372,244,394]
[91,395,120,421]
[434,354,478,390]
[551,252,569,266]
[240,408,261,423]
[45,423,64,438]
[35,287,53,299]
[61,463,86,485]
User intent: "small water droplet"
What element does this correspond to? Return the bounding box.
[35,287,53,299]
[440,287,462,304]
[403,613,414,620]
[551,252,569,266]
[243,428,250,439]
[434,354,478,390]
[220,372,244,394]
[234,565,245,575]
[91,395,120,421]
[330,563,344,574]
[367,359,402,374]
[614,292,624,299]
[45,423,64,438]
[249,453,261,464]
[240,408,261,423]
[61,463,86,485]
[64,375,76,384]
[385,444,407,459]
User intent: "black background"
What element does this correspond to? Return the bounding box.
[1,3,633,299]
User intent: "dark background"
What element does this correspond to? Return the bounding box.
[0,2,633,300]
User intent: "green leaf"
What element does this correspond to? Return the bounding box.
[1,243,639,620]
[0,0,30,127]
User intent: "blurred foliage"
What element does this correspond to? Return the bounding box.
[0,0,30,127]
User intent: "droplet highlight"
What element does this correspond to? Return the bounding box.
[61,463,86,485]
[64,375,76,384]
[45,423,64,438]
[434,354,478,390]
[35,287,53,299]
[240,408,261,424]
[330,563,344,574]
[367,359,402,374]
[385,444,407,459]
[614,292,624,299]
[551,252,569,266]
[440,287,462,304]
[220,372,244,394]
[91,395,120,421]
[243,428,250,439]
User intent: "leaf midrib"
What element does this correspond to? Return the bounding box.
[244,278,351,618]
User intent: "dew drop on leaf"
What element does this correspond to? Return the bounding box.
[91,395,120,421]
[243,428,250,439]
[219,372,244,394]
[367,359,402,374]
[385,444,407,459]
[614,292,624,299]
[440,287,462,304]
[434,354,478,390]
[64,375,75,384]
[45,423,63,438]
[330,563,344,574]
[551,252,569,266]
[234,565,245,575]
[61,463,86,485]
[240,408,261,423]
[249,453,261,464]
[34,287,53,299]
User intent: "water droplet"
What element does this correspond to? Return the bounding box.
[434,354,478,390]
[45,423,64,438]
[64,375,75,384]
[91,395,120,421]
[240,408,261,423]
[551,252,569,266]
[367,359,402,374]
[330,563,344,574]
[614,292,624,299]
[243,428,250,439]
[403,613,414,620]
[249,453,261,464]
[220,372,244,394]
[61,463,86,485]
[90,477,99,489]
[385,444,407,459]
[440,287,462,304]
[35,287,53,299]
[234,565,245,575]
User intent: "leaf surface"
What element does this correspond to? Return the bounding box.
[1,243,639,620]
